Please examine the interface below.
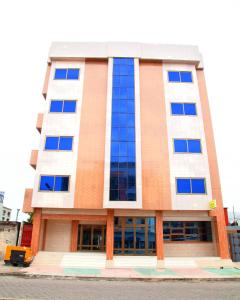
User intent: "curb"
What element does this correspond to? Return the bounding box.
[1,272,240,282]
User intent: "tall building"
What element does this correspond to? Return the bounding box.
[23,42,229,263]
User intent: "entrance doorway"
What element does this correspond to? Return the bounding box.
[77,224,106,251]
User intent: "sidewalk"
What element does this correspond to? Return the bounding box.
[1,261,240,280]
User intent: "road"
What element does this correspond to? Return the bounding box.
[0,276,239,300]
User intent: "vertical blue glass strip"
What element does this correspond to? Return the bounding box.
[110,58,136,201]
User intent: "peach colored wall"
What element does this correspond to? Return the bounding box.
[197,70,230,259]
[30,150,38,169]
[164,242,216,257]
[36,113,43,133]
[22,189,33,213]
[74,59,108,209]
[42,63,51,98]
[139,61,171,210]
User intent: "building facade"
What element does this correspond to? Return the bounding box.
[1,207,11,222]
[23,42,229,262]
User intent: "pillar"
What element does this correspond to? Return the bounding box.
[70,220,79,252]
[106,209,114,260]
[156,211,164,260]
[31,208,42,256]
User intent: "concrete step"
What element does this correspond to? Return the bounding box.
[32,251,65,266]
[61,253,106,268]
[113,256,157,268]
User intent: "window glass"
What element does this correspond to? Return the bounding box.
[168,71,180,82]
[176,179,191,193]
[191,179,206,194]
[184,103,196,115]
[187,139,201,153]
[54,69,67,79]
[171,103,184,115]
[54,176,69,191]
[67,69,79,80]
[50,100,63,112]
[180,71,192,83]
[40,176,54,191]
[63,100,76,112]
[174,139,188,153]
[59,137,73,150]
[45,137,59,150]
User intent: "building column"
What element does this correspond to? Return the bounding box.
[70,220,79,252]
[41,220,47,251]
[31,208,42,256]
[209,209,230,259]
[156,211,164,263]
[106,209,114,260]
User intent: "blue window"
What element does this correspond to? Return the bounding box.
[39,176,54,191]
[50,100,77,113]
[174,139,201,153]
[168,71,180,82]
[171,103,184,115]
[187,139,201,153]
[45,137,59,150]
[110,58,136,201]
[168,71,193,83]
[184,103,196,115]
[45,136,73,151]
[180,71,192,83]
[171,103,197,116]
[63,100,76,112]
[54,69,67,80]
[174,139,188,153]
[176,178,206,194]
[67,69,79,80]
[39,175,69,192]
[54,68,80,80]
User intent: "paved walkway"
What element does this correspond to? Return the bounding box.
[1,261,240,280]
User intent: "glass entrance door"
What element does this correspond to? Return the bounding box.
[78,225,106,251]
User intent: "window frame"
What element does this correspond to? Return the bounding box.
[53,68,80,80]
[176,177,207,195]
[170,102,197,116]
[173,138,202,154]
[167,71,193,83]
[49,100,77,114]
[44,136,74,151]
[38,175,70,192]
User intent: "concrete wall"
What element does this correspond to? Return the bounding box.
[0,222,20,259]
[163,63,212,210]
[32,60,85,208]
[44,220,71,252]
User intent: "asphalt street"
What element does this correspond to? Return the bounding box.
[0,276,240,300]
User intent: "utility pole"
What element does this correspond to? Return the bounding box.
[233,205,236,224]
[16,208,20,222]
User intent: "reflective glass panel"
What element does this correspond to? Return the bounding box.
[63,100,76,112]
[39,176,54,191]
[54,176,69,191]
[187,139,201,153]
[180,71,192,82]
[184,103,196,115]
[174,139,188,153]
[67,69,79,80]
[176,178,191,193]
[171,103,184,115]
[45,137,59,150]
[50,100,63,112]
[59,137,73,150]
[191,178,206,194]
[54,69,67,79]
[168,71,180,82]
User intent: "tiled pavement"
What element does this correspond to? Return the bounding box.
[1,261,240,279]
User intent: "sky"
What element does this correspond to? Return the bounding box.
[0,0,239,221]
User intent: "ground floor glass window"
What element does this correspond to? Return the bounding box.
[114,217,156,255]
